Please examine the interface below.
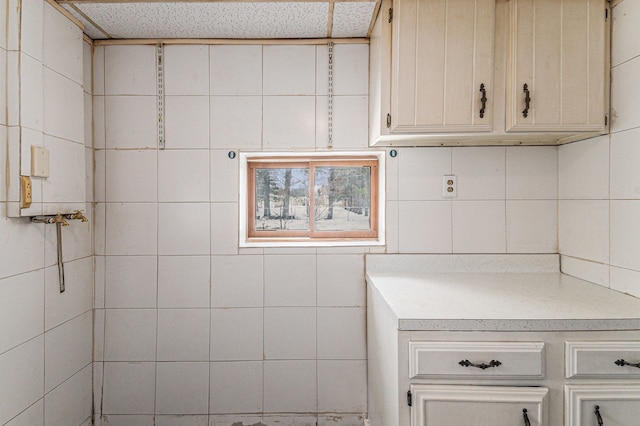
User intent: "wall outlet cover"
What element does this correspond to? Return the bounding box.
[31,145,50,178]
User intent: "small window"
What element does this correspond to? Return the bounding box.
[240,152,385,247]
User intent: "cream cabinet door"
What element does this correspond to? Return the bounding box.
[565,384,640,426]
[391,0,495,133]
[411,385,548,426]
[506,0,607,133]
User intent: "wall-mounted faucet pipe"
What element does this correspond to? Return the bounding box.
[31,211,88,293]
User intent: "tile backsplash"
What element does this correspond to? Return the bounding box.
[558,0,640,299]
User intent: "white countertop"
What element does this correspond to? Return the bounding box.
[366,255,640,331]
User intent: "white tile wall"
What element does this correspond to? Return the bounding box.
[210,255,263,308]
[0,337,44,425]
[398,148,451,200]
[157,309,210,361]
[453,201,506,253]
[5,399,44,426]
[316,254,365,307]
[105,203,158,255]
[42,2,83,85]
[104,45,156,96]
[20,0,43,61]
[263,45,316,95]
[44,366,92,426]
[398,201,452,253]
[610,127,640,199]
[453,147,505,200]
[263,96,316,149]
[559,135,609,199]
[210,45,262,96]
[105,96,158,149]
[558,0,640,295]
[264,254,316,306]
[104,309,157,361]
[106,150,158,202]
[611,56,640,133]
[44,311,92,392]
[210,308,263,361]
[158,150,210,202]
[210,361,263,414]
[264,307,316,359]
[158,256,210,308]
[155,362,209,415]
[559,200,609,264]
[164,45,209,96]
[317,307,366,359]
[210,96,262,149]
[263,360,317,413]
[0,6,94,423]
[317,360,367,413]
[166,96,210,149]
[105,256,157,308]
[158,203,210,255]
[102,362,156,414]
[89,39,613,425]
[42,67,84,143]
[0,270,44,354]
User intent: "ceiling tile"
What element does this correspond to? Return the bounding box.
[73,2,330,39]
[332,2,377,38]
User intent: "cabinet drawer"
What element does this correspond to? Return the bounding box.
[566,341,640,379]
[409,341,545,379]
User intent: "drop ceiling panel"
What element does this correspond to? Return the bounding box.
[331,2,376,38]
[58,1,378,40]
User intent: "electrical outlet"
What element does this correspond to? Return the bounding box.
[442,175,457,198]
[20,176,32,208]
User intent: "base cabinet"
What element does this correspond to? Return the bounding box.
[565,384,640,426]
[411,385,547,426]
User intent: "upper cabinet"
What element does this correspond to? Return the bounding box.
[369,0,610,147]
[392,0,495,134]
[506,0,607,133]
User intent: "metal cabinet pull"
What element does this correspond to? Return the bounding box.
[479,83,487,118]
[615,359,640,369]
[522,84,531,118]
[523,409,530,426]
[595,405,604,426]
[458,359,502,370]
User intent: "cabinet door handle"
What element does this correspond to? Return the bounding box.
[615,358,640,369]
[458,359,502,370]
[523,409,530,426]
[479,83,487,118]
[522,84,531,118]
[595,405,604,426]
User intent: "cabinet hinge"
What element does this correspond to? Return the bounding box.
[407,390,412,407]
[389,8,393,23]
[386,113,391,128]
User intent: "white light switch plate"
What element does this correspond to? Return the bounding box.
[31,145,50,178]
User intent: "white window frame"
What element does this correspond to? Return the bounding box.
[239,151,386,248]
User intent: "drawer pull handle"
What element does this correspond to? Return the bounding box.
[479,83,487,118]
[523,409,530,426]
[615,359,640,369]
[595,405,603,426]
[522,84,531,118]
[458,359,502,370]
